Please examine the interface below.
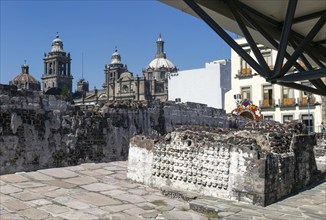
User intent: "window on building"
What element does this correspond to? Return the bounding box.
[160,72,165,79]
[59,64,64,75]
[283,115,294,122]
[241,87,251,100]
[264,115,273,121]
[282,87,294,99]
[263,85,273,106]
[263,50,273,69]
[282,87,295,105]
[240,57,251,75]
[49,63,52,75]
[155,83,164,93]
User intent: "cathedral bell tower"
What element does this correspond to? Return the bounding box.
[42,33,73,93]
[104,48,128,100]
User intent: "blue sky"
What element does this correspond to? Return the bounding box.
[0,0,232,91]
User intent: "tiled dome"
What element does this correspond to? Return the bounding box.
[11,64,40,91]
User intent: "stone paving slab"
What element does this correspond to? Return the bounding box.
[80,182,116,191]
[11,191,45,201]
[45,180,76,189]
[1,161,325,220]
[22,171,56,181]
[12,181,46,189]
[0,184,23,194]
[0,174,29,183]
[38,168,79,179]
[62,175,98,185]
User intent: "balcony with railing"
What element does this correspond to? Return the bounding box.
[279,98,296,107]
[297,96,316,107]
[259,99,276,109]
[236,68,254,79]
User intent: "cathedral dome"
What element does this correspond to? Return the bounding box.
[12,72,39,84]
[11,64,40,91]
[51,33,64,52]
[146,34,177,72]
[147,58,176,70]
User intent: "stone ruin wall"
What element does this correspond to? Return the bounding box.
[127,122,320,206]
[0,92,227,174]
[315,135,326,171]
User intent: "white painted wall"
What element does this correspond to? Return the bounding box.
[168,59,231,109]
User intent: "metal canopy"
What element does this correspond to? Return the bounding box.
[159,0,326,96]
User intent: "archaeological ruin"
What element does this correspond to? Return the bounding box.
[0,87,226,174]
[0,85,325,207]
[127,123,324,206]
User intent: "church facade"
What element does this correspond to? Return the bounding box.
[103,35,177,102]
[75,35,177,107]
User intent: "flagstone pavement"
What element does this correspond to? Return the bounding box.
[0,161,325,220]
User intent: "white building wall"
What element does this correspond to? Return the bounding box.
[168,59,231,109]
[225,38,323,132]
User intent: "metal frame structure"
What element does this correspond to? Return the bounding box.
[181,0,326,96]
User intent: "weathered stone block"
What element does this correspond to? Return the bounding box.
[127,124,320,207]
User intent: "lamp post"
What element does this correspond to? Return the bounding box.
[304,91,312,134]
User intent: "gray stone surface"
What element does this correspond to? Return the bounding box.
[0,94,226,175]
[1,161,325,220]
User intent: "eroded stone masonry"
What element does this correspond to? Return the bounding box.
[0,91,226,174]
[127,122,322,206]
[0,90,324,207]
